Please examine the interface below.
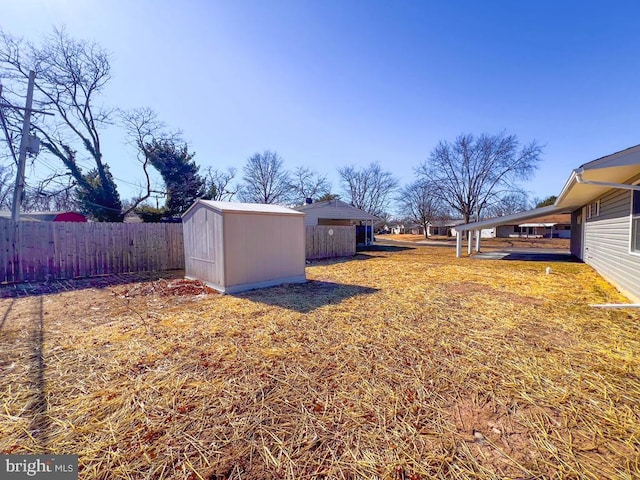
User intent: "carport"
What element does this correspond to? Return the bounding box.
[454,205,571,257]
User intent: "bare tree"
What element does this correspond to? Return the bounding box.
[486,191,530,217]
[417,132,542,223]
[238,150,292,204]
[22,173,77,212]
[119,107,176,216]
[338,162,398,216]
[397,180,444,238]
[0,164,14,209]
[202,166,237,201]
[0,27,122,221]
[290,166,330,204]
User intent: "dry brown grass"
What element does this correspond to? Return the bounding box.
[1,245,639,479]
[383,234,431,243]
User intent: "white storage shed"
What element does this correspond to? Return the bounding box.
[182,200,306,293]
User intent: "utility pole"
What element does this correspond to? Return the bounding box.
[11,70,36,222]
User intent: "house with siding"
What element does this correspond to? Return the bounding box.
[495,214,571,238]
[389,222,425,235]
[455,144,640,302]
[294,199,379,245]
[428,219,465,237]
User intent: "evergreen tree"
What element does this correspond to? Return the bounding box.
[147,140,203,217]
[76,167,123,222]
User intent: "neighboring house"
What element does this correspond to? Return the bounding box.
[495,214,572,238]
[0,211,87,222]
[390,222,425,235]
[456,144,640,302]
[428,219,464,237]
[294,199,379,245]
[390,224,404,235]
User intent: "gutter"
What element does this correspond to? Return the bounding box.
[574,169,640,191]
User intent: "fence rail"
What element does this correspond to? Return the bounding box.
[0,221,184,283]
[305,225,355,260]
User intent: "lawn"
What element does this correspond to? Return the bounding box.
[0,245,638,479]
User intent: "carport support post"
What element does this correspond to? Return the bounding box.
[467,231,472,255]
[456,231,462,257]
[371,219,374,244]
[475,230,481,252]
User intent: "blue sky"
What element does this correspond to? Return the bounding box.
[4,0,640,210]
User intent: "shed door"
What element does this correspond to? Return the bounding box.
[189,208,213,261]
[185,207,218,283]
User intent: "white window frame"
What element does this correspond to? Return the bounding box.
[630,182,640,255]
[586,199,600,220]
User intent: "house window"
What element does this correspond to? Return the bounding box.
[632,189,640,253]
[587,200,600,219]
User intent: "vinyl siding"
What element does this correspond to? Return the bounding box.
[583,187,640,302]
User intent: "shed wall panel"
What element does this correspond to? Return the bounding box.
[277,216,306,274]
[223,212,305,288]
[223,212,248,286]
[583,186,640,301]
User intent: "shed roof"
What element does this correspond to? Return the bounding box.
[182,200,304,217]
[293,199,379,221]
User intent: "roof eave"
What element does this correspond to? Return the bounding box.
[554,169,579,208]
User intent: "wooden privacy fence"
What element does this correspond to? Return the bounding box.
[0,222,356,283]
[0,222,184,283]
[305,225,355,260]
